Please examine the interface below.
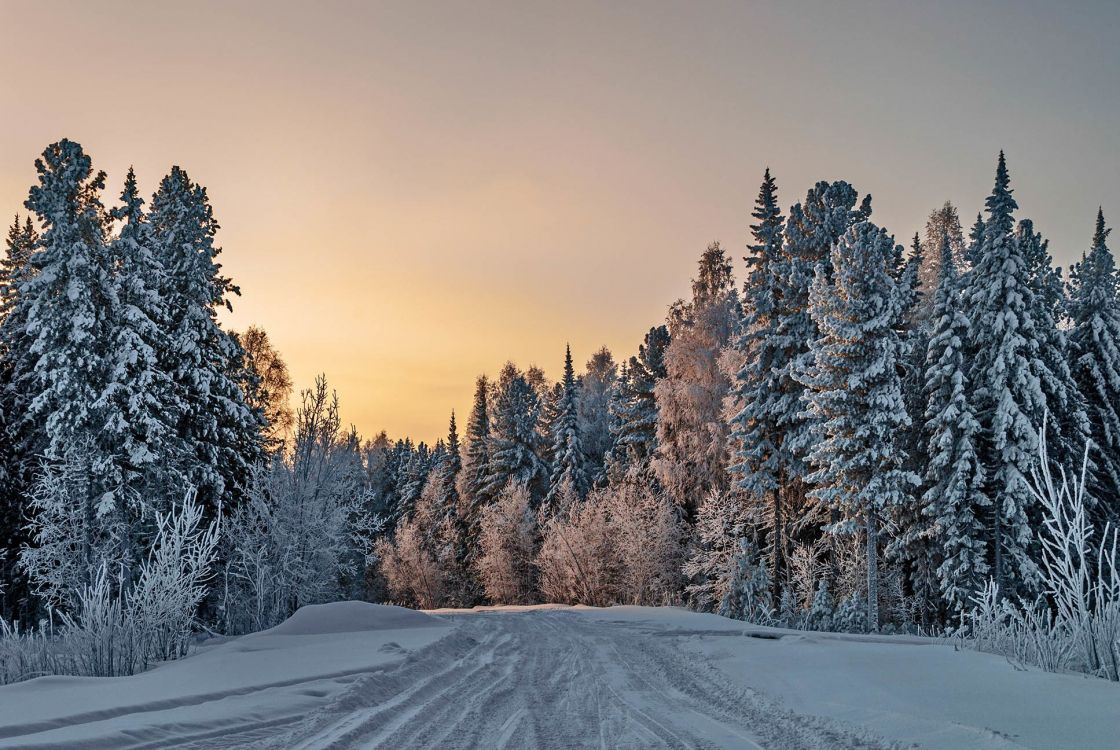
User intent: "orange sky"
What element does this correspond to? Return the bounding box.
[2,1,1117,443]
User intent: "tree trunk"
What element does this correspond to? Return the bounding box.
[866,512,879,632]
[770,484,783,602]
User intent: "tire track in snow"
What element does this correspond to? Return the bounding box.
[237,610,902,750]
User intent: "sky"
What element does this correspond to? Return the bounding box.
[1,0,1117,444]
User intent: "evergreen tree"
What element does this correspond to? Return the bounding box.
[483,363,547,503]
[545,345,588,510]
[915,202,965,320]
[964,152,1046,596]
[576,346,616,483]
[607,325,669,481]
[921,235,987,614]
[104,169,184,520]
[148,166,263,514]
[1018,219,1090,475]
[1069,209,1120,523]
[0,215,37,620]
[729,169,790,597]
[799,220,918,631]
[18,140,121,586]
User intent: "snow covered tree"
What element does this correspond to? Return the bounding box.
[799,220,919,632]
[606,325,669,482]
[1018,219,1089,475]
[220,376,374,632]
[545,345,588,510]
[483,363,547,504]
[914,202,965,321]
[20,140,116,501]
[964,152,1047,596]
[653,242,740,518]
[103,169,185,528]
[729,168,790,597]
[682,490,754,612]
[0,215,37,620]
[921,235,988,614]
[148,166,262,515]
[576,346,616,483]
[1069,209,1120,524]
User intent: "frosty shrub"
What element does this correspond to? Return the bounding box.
[1,492,220,684]
[219,377,376,634]
[537,494,620,607]
[477,482,538,605]
[375,518,447,609]
[961,423,1120,680]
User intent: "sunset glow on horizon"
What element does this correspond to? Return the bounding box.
[3,0,1118,443]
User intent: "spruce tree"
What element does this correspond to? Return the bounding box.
[19,140,121,586]
[774,181,871,516]
[576,346,616,483]
[607,325,669,481]
[483,363,547,503]
[1069,209,1120,523]
[105,169,184,519]
[729,169,790,596]
[148,166,262,514]
[1018,219,1090,475]
[545,345,588,510]
[922,235,987,614]
[964,152,1046,596]
[799,220,918,631]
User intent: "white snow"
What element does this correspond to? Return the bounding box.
[0,603,1115,749]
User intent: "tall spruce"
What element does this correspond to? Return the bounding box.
[922,235,987,614]
[607,325,670,481]
[729,169,790,596]
[964,152,1045,596]
[483,363,547,503]
[1069,209,1120,523]
[545,345,588,509]
[799,220,918,631]
[148,166,262,514]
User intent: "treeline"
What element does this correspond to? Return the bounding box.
[374,155,1120,634]
[1,141,1118,642]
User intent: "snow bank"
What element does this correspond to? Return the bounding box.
[0,602,452,749]
[263,601,442,636]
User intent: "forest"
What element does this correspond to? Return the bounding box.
[1,140,1117,684]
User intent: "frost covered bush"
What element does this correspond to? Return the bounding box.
[477,482,538,605]
[375,518,447,609]
[219,377,376,634]
[961,428,1120,680]
[1,492,220,684]
[536,485,682,607]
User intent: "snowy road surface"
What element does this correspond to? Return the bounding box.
[258,609,891,750]
[1,603,1117,749]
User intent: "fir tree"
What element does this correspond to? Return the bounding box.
[607,325,669,481]
[921,235,988,614]
[729,169,790,597]
[545,345,588,510]
[148,166,263,514]
[576,346,616,483]
[799,220,919,631]
[964,152,1046,596]
[104,169,184,520]
[483,363,547,503]
[1069,209,1120,523]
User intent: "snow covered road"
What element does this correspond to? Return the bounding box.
[2,603,1117,749]
[265,609,891,750]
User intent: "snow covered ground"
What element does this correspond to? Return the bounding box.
[0,603,1115,749]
